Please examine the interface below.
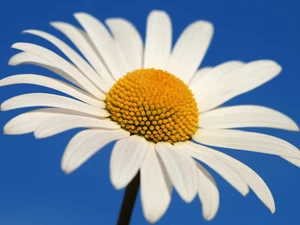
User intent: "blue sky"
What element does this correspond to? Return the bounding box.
[1,0,300,224]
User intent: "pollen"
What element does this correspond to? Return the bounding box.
[106,68,199,144]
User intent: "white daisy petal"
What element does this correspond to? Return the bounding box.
[184,142,275,213]
[195,162,219,221]
[194,60,281,112]
[34,114,120,138]
[199,105,299,131]
[144,10,172,69]
[176,142,249,196]
[190,60,244,101]
[23,29,110,93]
[110,135,148,189]
[193,129,300,159]
[12,42,105,99]
[0,74,101,107]
[74,12,128,79]
[9,52,84,89]
[3,108,88,135]
[166,20,213,83]
[156,142,198,202]
[283,157,300,167]
[201,146,275,213]
[106,18,143,71]
[188,67,212,85]
[141,142,172,223]
[4,111,55,135]
[1,93,109,117]
[50,22,115,87]
[62,129,130,174]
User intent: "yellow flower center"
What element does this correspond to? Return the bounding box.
[106,68,199,143]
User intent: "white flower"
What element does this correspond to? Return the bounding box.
[1,10,300,223]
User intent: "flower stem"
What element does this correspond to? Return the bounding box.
[117,171,140,225]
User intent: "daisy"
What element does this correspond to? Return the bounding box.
[1,9,300,224]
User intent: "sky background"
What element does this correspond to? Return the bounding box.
[1,0,300,224]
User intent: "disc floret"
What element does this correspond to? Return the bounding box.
[106,69,199,143]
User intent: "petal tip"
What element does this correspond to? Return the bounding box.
[49,21,58,26]
[3,125,11,134]
[61,162,73,174]
[8,55,18,66]
[62,168,72,175]
[11,43,17,49]
[194,20,214,32]
[33,131,44,139]
[111,180,124,190]
[105,18,120,24]
[110,172,124,190]
[21,29,31,35]
[271,208,275,214]
[292,123,300,132]
[275,64,282,74]
[180,191,197,203]
[8,59,14,66]
[145,214,162,224]
[147,10,171,23]
[269,204,275,214]
[149,9,169,15]
[11,43,24,51]
[74,12,89,20]
[1,103,6,111]
[241,187,249,197]
[203,213,216,221]
[50,21,64,29]
[260,60,282,74]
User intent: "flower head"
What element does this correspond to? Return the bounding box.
[1,10,300,223]
[106,68,199,143]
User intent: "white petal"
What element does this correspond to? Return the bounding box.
[166,20,213,83]
[3,108,88,135]
[188,67,212,86]
[23,29,110,93]
[140,142,172,223]
[50,22,115,87]
[200,146,275,213]
[195,162,219,221]
[1,93,109,117]
[62,129,129,173]
[194,60,281,112]
[0,74,102,107]
[110,135,148,189]
[176,142,249,196]
[199,105,299,131]
[12,42,104,99]
[283,157,300,167]
[193,129,300,159]
[4,111,54,135]
[190,60,244,99]
[143,10,172,69]
[156,142,198,202]
[34,114,120,138]
[106,18,143,71]
[9,52,84,90]
[74,13,128,80]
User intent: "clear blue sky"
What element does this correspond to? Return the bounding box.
[1,0,300,224]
